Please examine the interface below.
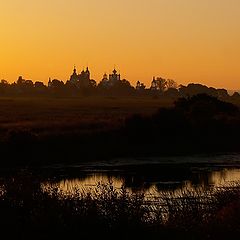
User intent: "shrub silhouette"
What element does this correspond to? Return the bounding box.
[175,94,239,116]
[123,94,240,156]
[0,174,240,240]
[5,129,38,145]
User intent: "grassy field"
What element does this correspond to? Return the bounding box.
[0,96,176,165]
[0,96,173,138]
[1,95,240,166]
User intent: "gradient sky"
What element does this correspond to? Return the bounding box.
[0,0,240,89]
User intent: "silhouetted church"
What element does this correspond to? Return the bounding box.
[100,68,121,87]
[109,69,120,82]
[69,66,91,86]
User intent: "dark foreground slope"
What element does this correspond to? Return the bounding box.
[0,94,240,166]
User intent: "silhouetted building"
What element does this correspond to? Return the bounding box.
[109,68,120,82]
[69,66,78,84]
[17,76,25,85]
[98,68,121,88]
[48,78,52,88]
[103,73,108,81]
[16,76,34,87]
[69,66,91,87]
[99,73,109,87]
[151,77,158,90]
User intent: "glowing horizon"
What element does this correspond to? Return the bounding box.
[1,0,240,89]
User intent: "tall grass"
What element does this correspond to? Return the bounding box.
[0,173,240,239]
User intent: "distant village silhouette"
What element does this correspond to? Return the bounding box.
[0,66,239,99]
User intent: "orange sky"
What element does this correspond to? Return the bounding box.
[0,0,240,89]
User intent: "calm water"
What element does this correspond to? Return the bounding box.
[42,154,240,197]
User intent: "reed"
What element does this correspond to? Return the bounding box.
[0,173,239,239]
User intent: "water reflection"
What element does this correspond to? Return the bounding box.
[43,167,240,197]
[50,175,123,195]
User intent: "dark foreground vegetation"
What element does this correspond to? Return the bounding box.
[0,93,240,166]
[0,92,239,166]
[1,172,240,240]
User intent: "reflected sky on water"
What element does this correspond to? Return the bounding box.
[42,167,240,197]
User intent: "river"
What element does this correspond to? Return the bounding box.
[41,154,240,197]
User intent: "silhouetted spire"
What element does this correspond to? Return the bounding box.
[48,77,52,87]
[73,65,77,74]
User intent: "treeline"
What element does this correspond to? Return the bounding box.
[0,76,136,97]
[0,76,240,100]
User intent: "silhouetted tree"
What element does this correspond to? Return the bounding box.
[175,94,239,117]
[50,79,64,88]
[0,79,9,95]
[34,81,46,89]
[151,77,167,92]
[165,88,179,98]
[90,79,97,88]
[178,83,225,98]
[0,79,9,85]
[217,89,229,98]
[232,92,240,98]
[136,81,146,90]
[166,79,178,89]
